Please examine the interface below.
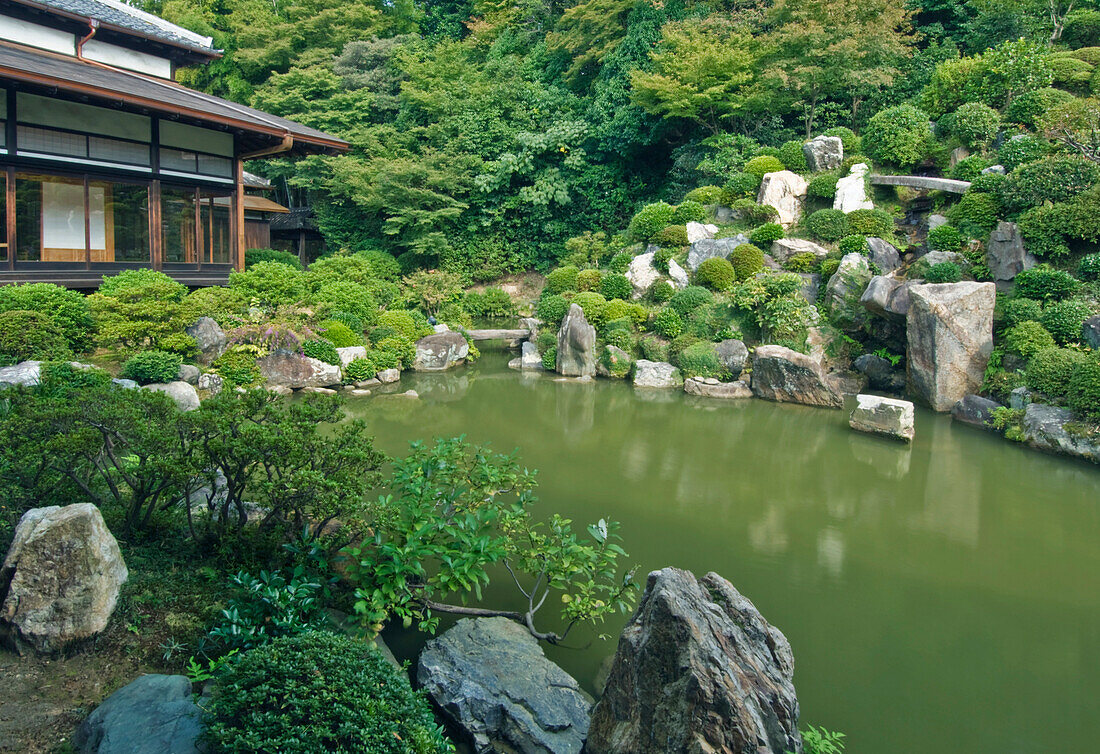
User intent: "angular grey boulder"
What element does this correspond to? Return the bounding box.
[849,394,915,442]
[587,567,801,754]
[825,253,872,330]
[417,617,591,754]
[750,345,842,409]
[866,237,901,273]
[74,674,203,754]
[632,360,683,388]
[143,381,201,412]
[1082,314,1100,350]
[413,331,470,371]
[715,338,749,377]
[987,221,1035,289]
[258,352,341,389]
[687,235,748,272]
[769,238,829,265]
[186,317,226,365]
[684,378,752,399]
[0,360,42,387]
[860,275,915,319]
[1022,403,1100,464]
[803,135,843,172]
[557,304,596,377]
[951,394,1002,432]
[853,353,906,393]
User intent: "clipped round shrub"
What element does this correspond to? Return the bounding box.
[1064,10,1100,49]
[376,310,430,341]
[685,186,722,204]
[722,172,761,202]
[204,631,449,754]
[947,192,1000,235]
[951,102,1001,149]
[343,357,377,382]
[653,246,674,271]
[312,281,378,325]
[925,262,963,283]
[838,235,867,255]
[730,199,778,226]
[807,209,850,243]
[244,248,302,270]
[749,223,784,246]
[784,252,820,273]
[1004,320,1057,358]
[652,307,684,339]
[542,346,558,371]
[1002,297,1044,328]
[119,350,183,385]
[629,202,676,240]
[1077,252,1100,280]
[599,274,632,301]
[669,285,713,315]
[302,339,341,366]
[820,257,841,279]
[639,335,670,362]
[571,291,608,327]
[1006,155,1100,210]
[676,342,728,379]
[649,280,674,303]
[950,155,992,182]
[778,140,808,172]
[603,328,635,356]
[863,104,931,167]
[0,310,72,364]
[536,294,569,323]
[317,320,360,348]
[998,135,1048,172]
[1049,53,1095,94]
[1068,356,1100,418]
[576,269,603,292]
[824,126,861,153]
[0,283,94,352]
[608,252,631,274]
[806,173,838,200]
[1026,347,1087,398]
[479,288,516,318]
[212,348,262,388]
[744,155,785,180]
[228,261,306,307]
[1040,299,1095,344]
[730,243,765,280]
[846,208,894,237]
[927,224,965,252]
[1014,267,1080,301]
[695,257,736,291]
[1004,87,1076,129]
[653,225,689,248]
[969,172,1009,199]
[545,265,580,295]
[673,200,706,224]
[755,146,782,158]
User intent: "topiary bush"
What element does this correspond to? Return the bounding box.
[1004,87,1076,129]
[950,155,992,182]
[669,285,713,316]
[376,310,431,341]
[302,339,341,366]
[925,262,962,283]
[90,269,195,354]
[951,102,1001,149]
[838,235,867,255]
[571,291,608,327]
[824,126,861,153]
[744,155,785,179]
[599,274,632,301]
[947,193,1000,236]
[0,283,94,353]
[0,310,72,364]
[778,140,808,172]
[317,320,361,348]
[311,281,378,326]
[1077,252,1100,280]
[119,350,183,385]
[576,269,603,292]
[244,248,303,270]
[998,135,1048,172]
[1005,156,1100,210]
[652,307,684,339]
[629,202,676,240]
[785,252,820,273]
[212,347,262,388]
[1004,320,1057,358]
[685,186,723,204]
[807,209,850,243]
[343,357,377,382]
[1016,204,1073,258]
[608,252,632,274]
[477,288,516,318]
[730,199,778,226]
[1026,347,1087,398]
[1013,267,1080,301]
[673,200,706,224]
[536,294,569,323]
[722,173,761,203]
[676,342,729,380]
[1002,297,1044,328]
[695,258,736,291]
[927,224,965,252]
[863,105,932,167]
[204,631,449,754]
[1067,355,1100,419]
[649,280,674,303]
[544,265,580,295]
[846,209,894,238]
[1040,299,1095,344]
[749,222,784,246]
[653,225,689,248]
[228,261,307,308]
[730,243,765,279]
[806,173,838,200]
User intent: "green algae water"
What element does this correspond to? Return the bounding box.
[345,349,1100,754]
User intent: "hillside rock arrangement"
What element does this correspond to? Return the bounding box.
[986,221,1035,288]
[412,331,470,371]
[633,360,683,388]
[258,352,341,389]
[849,394,915,442]
[834,162,873,213]
[716,338,749,377]
[626,250,660,298]
[906,282,995,412]
[418,617,592,754]
[866,237,901,273]
[1,504,128,655]
[185,317,226,365]
[557,304,596,377]
[73,674,203,754]
[1083,315,1100,350]
[143,381,201,412]
[803,135,843,172]
[587,567,802,754]
[853,353,906,393]
[770,238,829,265]
[750,345,842,408]
[861,275,915,319]
[685,221,718,243]
[0,361,43,387]
[687,235,749,272]
[757,171,808,228]
[825,253,872,330]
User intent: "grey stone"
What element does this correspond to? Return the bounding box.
[354,378,381,389]
[853,353,906,393]
[403,389,419,398]
[866,237,901,273]
[797,273,823,304]
[1023,403,1100,464]
[377,368,401,384]
[418,617,591,754]
[769,238,829,265]
[1082,315,1100,350]
[949,145,970,167]
[0,360,42,387]
[981,164,1006,175]
[111,378,138,390]
[750,345,842,408]
[685,221,718,243]
[74,674,202,754]
[258,352,341,389]
[300,386,337,395]
[758,170,809,228]
[987,222,1036,287]
[587,568,801,754]
[1,504,127,655]
[668,258,689,289]
[633,360,683,388]
[827,369,869,396]
[557,304,596,377]
[197,372,223,395]
[686,235,748,272]
[906,282,995,412]
[803,135,843,172]
[825,253,872,330]
[927,214,948,231]
[868,174,970,193]
[834,163,873,213]
[185,317,226,366]
[715,338,749,376]
[849,394,915,442]
[336,345,367,368]
[860,275,914,319]
[144,381,201,412]
[1009,387,1034,411]
[921,250,962,266]
[713,205,734,223]
[684,378,752,398]
[413,331,470,371]
[518,341,542,370]
[176,364,200,385]
[951,394,1002,432]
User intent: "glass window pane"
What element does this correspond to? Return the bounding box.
[197,153,232,178]
[162,186,196,263]
[201,191,233,264]
[160,147,196,173]
[89,136,149,166]
[15,173,88,262]
[96,180,149,263]
[18,125,86,158]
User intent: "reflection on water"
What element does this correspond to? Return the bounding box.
[349,351,1100,754]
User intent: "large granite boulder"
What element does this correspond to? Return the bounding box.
[74,674,203,754]
[185,317,226,366]
[687,235,749,272]
[906,282,995,412]
[668,258,690,289]
[1022,403,1100,464]
[860,275,915,319]
[865,237,901,273]
[633,360,683,388]
[834,163,873,213]
[176,364,200,385]
[1,504,127,655]
[1083,315,1100,350]
[626,250,660,299]
[849,394,915,442]
[587,568,801,754]
[684,378,752,399]
[750,345,842,408]
[143,381,201,412]
[825,253,872,330]
[716,338,749,377]
[803,135,843,172]
[853,353,906,393]
[336,345,367,367]
[413,331,470,371]
[0,360,42,387]
[417,617,591,754]
[685,221,718,243]
[769,238,829,266]
[509,341,543,371]
[258,352,341,389]
[987,222,1035,288]
[951,394,1002,432]
[757,171,808,228]
[557,304,596,377]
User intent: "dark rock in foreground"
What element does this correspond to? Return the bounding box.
[751,345,842,408]
[74,674,203,754]
[951,394,1002,432]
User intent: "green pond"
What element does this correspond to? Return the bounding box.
[344,348,1100,754]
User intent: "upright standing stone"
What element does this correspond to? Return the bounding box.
[906,282,995,412]
[803,135,843,172]
[825,253,872,330]
[626,250,660,299]
[757,171,809,228]
[834,163,874,213]
[866,237,901,273]
[185,317,226,365]
[557,304,596,377]
[986,221,1036,289]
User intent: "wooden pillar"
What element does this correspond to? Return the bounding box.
[149,179,162,270]
[235,160,245,271]
[83,175,91,270]
[6,167,15,270]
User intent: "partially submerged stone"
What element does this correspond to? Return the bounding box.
[750,345,842,408]
[951,394,1002,432]
[1022,403,1100,465]
[684,377,752,399]
[849,394,915,442]
[632,360,683,388]
[412,331,470,371]
[557,304,596,377]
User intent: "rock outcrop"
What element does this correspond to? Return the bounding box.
[769,238,829,266]
[716,338,749,377]
[750,345,842,408]
[596,345,633,378]
[853,353,906,393]
[866,237,901,273]
[258,352,341,389]
[860,274,915,319]
[951,394,1002,432]
[987,222,1035,289]
[803,135,843,172]
[587,567,801,754]
[185,317,226,365]
[685,222,718,243]
[143,381,201,412]
[626,250,660,298]
[849,394,915,442]
[684,378,753,399]
[417,617,591,754]
[1022,403,1100,464]
[668,258,690,289]
[196,372,223,395]
[834,163,873,213]
[413,331,470,371]
[0,360,43,387]
[687,235,749,272]
[757,171,808,228]
[509,341,543,371]
[633,360,683,389]
[336,345,367,367]
[1083,315,1100,350]
[74,674,203,754]
[825,253,872,330]
[1,504,128,655]
[906,282,995,412]
[557,304,596,377]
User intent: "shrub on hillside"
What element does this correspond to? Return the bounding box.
[695,258,735,291]
[785,252,820,272]
[542,346,558,371]
[676,342,729,380]
[608,252,631,274]
[317,320,361,348]
[1016,204,1073,258]
[722,172,761,203]
[576,269,603,292]
[807,209,850,243]
[730,199,778,226]
[1064,10,1100,48]
[1026,347,1087,398]
[685,186,722,204]
[653,225,689,248]
[1040,299,1095,344]
[863,105,931,167]
[947,193,1000,236]
[119,350,183,385]
[649,280,674,303]
[629,202,676,240]
[228,261,307,308]
[927,225,964,252]
[1004,321,1057,358]
[838,235,867,255]
[744,155,785,179]
[183,286,248,329]
[731,243,765,279]
[571,291,608,327]
[90,269,195,354]
[244,248,302,270]
[311,281,378,325]
[0,283,94,352]
[950,155,991,182]
[1068,356,1100,418]
[669,286,712,316]
[537,294,569,323]
[998,135,1048,172]
[673,201,706,224]
[1002,297,1043,328]
[211,348,262,388]
[846,209,894,238]
[925,262,962,283]
[1077,252,1100,280]
[302,339,341,366]
[599,274,632,301]
[544,265,580,295]
[376,310,431,341]
[750,223,784,246]
[652,307,684,338]
[0,310,72,364]
[806,173,839,200]
[1004,87,1076,129]
[1013,267,1080,301]
[1005,156,1100,210]
[951,102,1000,149]
[824,126,861,153]
[778,140,808,172]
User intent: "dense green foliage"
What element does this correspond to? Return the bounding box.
[0,283,94,352]
[119,351,184,385]
[0,310,72,364]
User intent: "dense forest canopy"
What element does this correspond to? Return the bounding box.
[141,0,1100,276]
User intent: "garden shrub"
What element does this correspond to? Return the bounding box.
[685,186,722,204]
[1002,297,1043,328]
[1049,53,1095,94]
[785,252,819,273]
[600,274,632,301]
[820,257,841,279]
[629,202,676,240]
[1040,299,1095,344]
[1026,347,1086,398]
[951,102,1000,149]
[744,155,785,179]
[184,286,248,329]
[1013,267,1080,301]
[676,342,728,380]
[90,269,195,354]
[750,223,784,246]
[1004,320,1057,358]
[947,193,1000,236]
[1068,356,1100,418]
[1077,252,1100,280]
[544,265,580,295]
[38,361,111,394]
[846,209,894,238]
[204,631,449,754]
[480,287,515,317]
[1005,156,1100,210]
[608,252,631,274]
[542,346,557,371]
[950,155,991,182]
[0,283,94,352]
[576,269,603,292]
[1004,87,1076,129]
[925,262,962,283]
[244,248,302,270]
[730,199,778,226]
[205,568,330,654]
[807,209,850,243]
[998,135,1048,172]
[1064,10,1100,49]
[652,307,684,338]
[0,310,72,364]
[838,235,867,254]
[311,281,378,325]
[228,261,307,308]
[722,173,761,203]
[599,341,634,376]
[778,140,808,172]
[376,310,431,341]
[317,320,360,348]
[603,299,646,325]
[119,350,183,385]
[863,105,931,167]
[302,339,341,366]
[653,246,674,271]
[649,280,674,303]
[669,285,712,315]
[731,243,765,279]
[968,172,1009,200]
[653,225,689,248]
[755,146,781,158]
[639,335,670,361]
[695,257,736,291]
[212,348,262,388]
[927,224,964,252]
[343,357,377,382]
[571,291,608,327]
[1016,204,1072,258]
[673,200,706,224]
[536,294,569,323]
[824,126,861,153]
[806,173,838,200]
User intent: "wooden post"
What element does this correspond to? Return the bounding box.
[83,175,91,270]
[298,229,306,267]
[150,179,162,270]
[6,167,15,270]
[235,159,245,271]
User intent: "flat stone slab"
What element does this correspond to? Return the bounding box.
[869,175,971,194]
[849,394,915,442]
[684,378,752,399]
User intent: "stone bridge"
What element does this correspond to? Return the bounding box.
[869,175,971,194]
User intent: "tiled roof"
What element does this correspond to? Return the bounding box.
[24,0,215,52]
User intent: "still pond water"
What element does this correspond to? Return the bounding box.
[345,349,1100,754]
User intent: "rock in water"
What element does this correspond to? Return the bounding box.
[1,504,128,655]
[750,345,842,408]
[632,360,683,388]
[557,304,596,377]
[906,282,995,412]
[143,381,201,412]
[74,674,203,754]
[684,378,753,399]
[849,394,915,442]
[587,567,801,754]
[834,163,874,213]
[1022,403,1100,464]
[417,617,591,754]
[951,394,1002,432]
[413,331,470,371]
[803,135,843,172]
[258,352,342,389]
[986,221,1035,289]
[757,171,809,228]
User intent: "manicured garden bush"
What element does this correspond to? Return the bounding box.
[184,286,248,329]
[602,299,646,326]
[731,243,765,279]
[1016,204,1072,258]
[376,310,431,341]
[343,357,377,382]
[950,102,1000,149]
[302,339,341,366]
[925,262,962,283]
[1026,347,1086,398]
[722,172,761,202]
[806,173,838,200]
[244,248,303,270]
[0,310,72,364]
[1078,253,1100,280]
[1004,321,1057,358]
[863,105,931,167]
[600,274,632,301]
[542,346,557,371]
[470,287,515,318]
[653,246,674,271]
[652,307,684,338]
[807,209,850,243]
[576,269,603,292]
[317,320,361,348]
[669,286,713,315]
[950,155,991,182]
[571,291,608,327]
[1067,356,1100,418]
[204,631,450,754]
[744,155,785,179]
[838,235,867,254]
[544,265,580,295]
[730,200,778,226]
[228,261,307,308]
[676,342,728,379]
[778,140,808,172]
[749,222,784,246]
[628,202,676,240]
[608,252,632,274]
[785,252,819,272]
[824,126,861,153]
[927,225,964,252]
[1013,267,1080,301]
[1005,156,1100,210]
[90,269,196,354]
[639,335,670,362]
[1040,299,1095,344]
[673,200,706,224]
[311,281,378,325]
[536,294,569,323]
[649,280,674,303]
[695,257,736,291]
[846,209,894,238]
[1002,297,1043,328]
[653,225,689,248]
[998,134,1047,172]
[685,186,722,204]
[1004,87,1075,129]
[0,283,95,353]
[119,350,183,385]
[947,192,1000,236]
